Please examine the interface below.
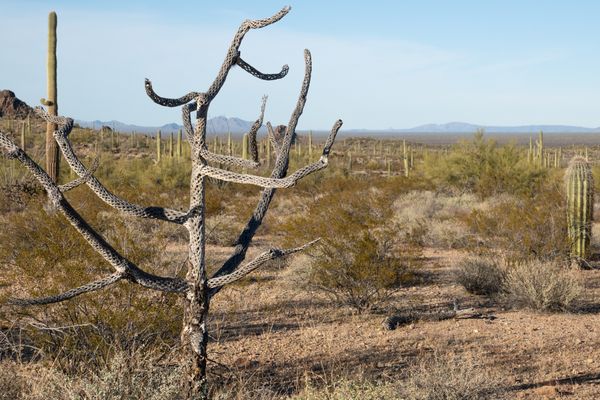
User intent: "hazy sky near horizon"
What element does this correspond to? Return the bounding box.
[3,0,600,129]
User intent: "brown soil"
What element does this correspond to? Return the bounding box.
[207,245,600,398]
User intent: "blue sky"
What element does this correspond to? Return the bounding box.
[3,1,600,129]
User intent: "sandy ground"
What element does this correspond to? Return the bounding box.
[205,245,600,399]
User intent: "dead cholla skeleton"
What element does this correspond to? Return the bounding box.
[1,6,342,397]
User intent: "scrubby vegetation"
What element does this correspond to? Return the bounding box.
[2,121,600,398]
[503,260,582,311]
[456,257,506,296]
[282,177,423,312]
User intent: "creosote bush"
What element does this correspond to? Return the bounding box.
[423,130,546,199]
[503,260,582,311]
[456,257,505,296]
[282,176,422,312]
[0,192,182,372]
[463,177,568,263]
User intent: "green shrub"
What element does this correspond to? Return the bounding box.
[0,193,182,372]
[424,131,546,199]
[282,177,422,312]
[463,179,568,263]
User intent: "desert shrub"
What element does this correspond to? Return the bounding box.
[0,361,24,400]
[2,352,181,400]
[424,131,546,199]
[503,260,582,312]
[282,177,422,312]
[402,351,505,400]
[463,179,568,262]
[0,151,42,213]
[295,379,400,400]
[392,191,476,248]
[0,193,182,372]
[456,257,506,296]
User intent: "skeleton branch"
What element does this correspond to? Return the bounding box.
[58,157,99,192]
[2,6,341,398]
[34,108,189,224]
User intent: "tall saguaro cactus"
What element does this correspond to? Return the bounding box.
[565,156,594,265]
[2,7,341,399]
[177,129,182,158]
[403,139,409,177]
[242,132,249,159]
[41,11,60,182]
[156,129,161,162]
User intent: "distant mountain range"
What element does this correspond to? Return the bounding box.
[75,116,266,136]
[349,121,600,135]
[75,118,600,137]
[4,90,600,136]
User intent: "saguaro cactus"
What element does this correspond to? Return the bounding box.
[308,130,313,160]
[537,130,544,167]
[565,156,594,265]
[20,121,25,150]
[2,6,341,399]
[403,139,409,177]
[41,11,60,182]
[156,129,161,162]
[242,132,249,159]
[177,129,182,158]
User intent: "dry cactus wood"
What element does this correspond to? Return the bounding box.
[0,6,342,399]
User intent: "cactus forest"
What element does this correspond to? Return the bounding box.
[3,3,600,399]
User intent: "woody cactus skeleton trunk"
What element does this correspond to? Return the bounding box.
[1,7,341,399]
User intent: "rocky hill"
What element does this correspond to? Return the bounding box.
[0,90,33,119]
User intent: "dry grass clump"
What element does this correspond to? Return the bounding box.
[503,260,582,312]
[293,379,399,400]
[456,257,582,312]
[0,352,181,400]
[401,351,506,400]
[456,257,506,296]
[0,361,25,400]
